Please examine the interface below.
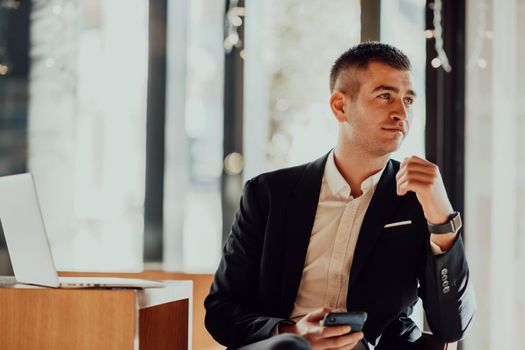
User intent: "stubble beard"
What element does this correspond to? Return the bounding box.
[366,134,404,158]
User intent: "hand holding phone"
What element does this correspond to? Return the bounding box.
[322,311,367,332]
[280,308,365,349]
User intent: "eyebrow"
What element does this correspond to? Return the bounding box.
[371,84,417,97]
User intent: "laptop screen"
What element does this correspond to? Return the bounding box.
[0,173,60,287]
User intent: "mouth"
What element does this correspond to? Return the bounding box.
[382,127,406,135]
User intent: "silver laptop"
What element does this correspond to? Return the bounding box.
[0,173,164,289]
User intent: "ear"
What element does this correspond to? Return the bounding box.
[329,91,349,122]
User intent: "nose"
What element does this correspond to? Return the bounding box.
[390,98,408,121]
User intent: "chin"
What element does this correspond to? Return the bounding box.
[365,137,403,157]
[376,143,402,156]
[383,137,404,152]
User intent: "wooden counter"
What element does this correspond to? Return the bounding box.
[0,277,192,350]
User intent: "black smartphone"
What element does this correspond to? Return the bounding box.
[322,311,367,332]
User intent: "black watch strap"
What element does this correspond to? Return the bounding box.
[427,211,462,234]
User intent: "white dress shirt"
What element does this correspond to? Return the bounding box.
[290,151,385,321]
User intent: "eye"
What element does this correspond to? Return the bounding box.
[403,97,415,106]
[378,93,391,100]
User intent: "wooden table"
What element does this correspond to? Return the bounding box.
[0,277,192,350]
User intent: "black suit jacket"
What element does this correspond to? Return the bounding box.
[205,153,475,349]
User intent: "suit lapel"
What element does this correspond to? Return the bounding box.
[280,153,328,314]
[347,159,403,295]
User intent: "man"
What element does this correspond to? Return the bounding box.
[205,42,476,350]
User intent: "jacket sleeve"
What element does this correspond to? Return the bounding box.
[204,178,291,348]
[418,231,477,342]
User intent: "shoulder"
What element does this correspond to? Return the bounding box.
[247,162,311,192]
[246,152,329,194]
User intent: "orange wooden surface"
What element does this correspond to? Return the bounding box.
[140,299,189,350]
[59,271,224,350]
[0,287,136,350]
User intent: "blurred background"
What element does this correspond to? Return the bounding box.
[0,0,523,349]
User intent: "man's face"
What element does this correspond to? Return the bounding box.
[337,61,416,157]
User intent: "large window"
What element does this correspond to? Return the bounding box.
[244,0,361,178]
[0,0,225,274]
[0,0,148,272]
[464,0,525,348]
[29,0,148,271]
[162,0,224,272]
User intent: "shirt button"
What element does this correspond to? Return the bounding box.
[443,286,450,294]
[441,274,448,282]
[441,268,448,275]
[442,280,449,288]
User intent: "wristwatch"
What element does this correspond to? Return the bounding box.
[427,211,462,234]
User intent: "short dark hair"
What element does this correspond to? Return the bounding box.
[329,42,411,93]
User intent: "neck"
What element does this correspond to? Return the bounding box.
[333,141,389,197]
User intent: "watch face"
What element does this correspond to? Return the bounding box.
[451,212,462,232]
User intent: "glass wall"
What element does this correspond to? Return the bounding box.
[163,0,224,272]
[0,0,148,272]
[244,0,360,179]
[464,0,525,348]
[30,0,148,271]
[0,0,225,274]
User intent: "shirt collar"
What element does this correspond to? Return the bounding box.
[324,150,386,199]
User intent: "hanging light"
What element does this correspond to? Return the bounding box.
[431,0,451,72]
[224,0,245,53]
[1,0,21,10]
[0,64,9,76]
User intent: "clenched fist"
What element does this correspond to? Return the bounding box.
[395,156,458,250]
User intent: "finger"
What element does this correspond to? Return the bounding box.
[308,325,323,336]
[397,171,436,189]
[320,325,351,338]
[306,307,333,322]
[396,162,437,181]
[397,179,434,196]
[396,165,437,195]
[405,155,432,166]
[396,164,439,179]
[406,162,438,175]
[318,331,364,349]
